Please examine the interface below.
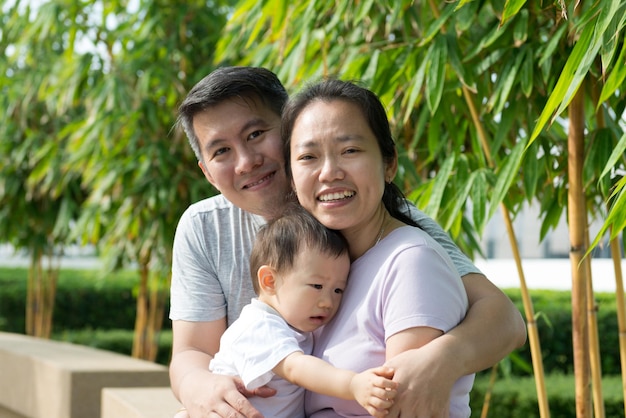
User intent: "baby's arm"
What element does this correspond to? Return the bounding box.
[273,352,397,417]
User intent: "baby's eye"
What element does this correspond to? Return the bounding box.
[310,284,323,290]
[334,288,344,294]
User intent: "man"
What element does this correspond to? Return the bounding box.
[169,66,526,418]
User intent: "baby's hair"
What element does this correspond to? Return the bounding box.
[250,203,349,294]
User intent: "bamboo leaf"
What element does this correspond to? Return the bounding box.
[419,4,456,47]
[443,171,477,231]
[530,0,621,144]
[520,46,534,97]
[424,154,455,218]
[599,130,626,179]
[471,171,488,233]
[588,176,626,254]
[425,36,447,114]
[501,0,527,26]
[403,51,427,123]
[488,140,526,220]
[597,35,626,105]
[529,22,595,144]
[522,141,539,200]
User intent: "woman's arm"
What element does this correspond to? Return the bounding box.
[384,273,527,417]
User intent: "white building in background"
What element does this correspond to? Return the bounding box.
[480,201,614,259]
[1,202,623,292]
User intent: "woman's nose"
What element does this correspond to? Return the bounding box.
[318,157,343,182]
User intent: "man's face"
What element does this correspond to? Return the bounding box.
[194,97,290,219]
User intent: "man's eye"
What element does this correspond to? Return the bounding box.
[213,147,229,157]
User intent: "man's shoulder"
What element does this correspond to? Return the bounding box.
[182,194,258,221]
[185,194,235,214]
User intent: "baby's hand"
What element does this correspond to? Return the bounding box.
[350,366,398,417]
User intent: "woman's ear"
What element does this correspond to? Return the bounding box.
[385,149,398,183]
[257,265,277,294]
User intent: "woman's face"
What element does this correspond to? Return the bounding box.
[289,99,395,234]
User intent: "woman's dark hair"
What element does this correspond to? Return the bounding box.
[281,79,418,227]
[177,66,288,161]
[249,203,348,295]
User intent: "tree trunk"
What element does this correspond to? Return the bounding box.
[568,84,591,418]
[26,248,59,339]
[132,260,167,362]
[132,261,149,359]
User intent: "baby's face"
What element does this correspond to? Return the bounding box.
[271,249,350,333]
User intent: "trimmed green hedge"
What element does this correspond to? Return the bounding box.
[54,328,173,366]
[470,374,624,417]
[0,267,623,377]
[503,288,620,377]
[0,267,170,333]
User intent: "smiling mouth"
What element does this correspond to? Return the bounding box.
[243,172,274,189]
[318,191,355,202]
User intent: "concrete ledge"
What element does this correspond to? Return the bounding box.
[0,332,170,418]
[102,387,181,418]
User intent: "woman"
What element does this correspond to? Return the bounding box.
[283,79,474,418]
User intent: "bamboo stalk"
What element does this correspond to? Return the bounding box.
[480,362,498,418]
[460,85,551,418]
[501,203,550,417]
[609,234,626,417]
[568,85,591,418]
[584,228,605,418]
[425,3,549,415]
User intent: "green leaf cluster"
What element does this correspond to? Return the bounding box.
[217,0,626,254]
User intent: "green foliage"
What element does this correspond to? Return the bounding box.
[470,374,625,417]
[216,0,626,256]
[0,267,169,333]
[3,268,625,377]
[503,289,620,376]
[54,328,173,366]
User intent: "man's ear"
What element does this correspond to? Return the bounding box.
[257,265,277,294]
[198,160,217,188]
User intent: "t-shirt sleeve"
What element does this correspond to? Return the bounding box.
[381,244,469,340]
[229,315,304,390]
[403,200,481,277]
[169,207,227,322]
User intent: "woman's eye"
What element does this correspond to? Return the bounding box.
[248,130,263,140]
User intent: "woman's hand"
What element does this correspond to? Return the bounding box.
[383,344,456,418]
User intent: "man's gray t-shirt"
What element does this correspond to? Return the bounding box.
[169,194,481,326]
